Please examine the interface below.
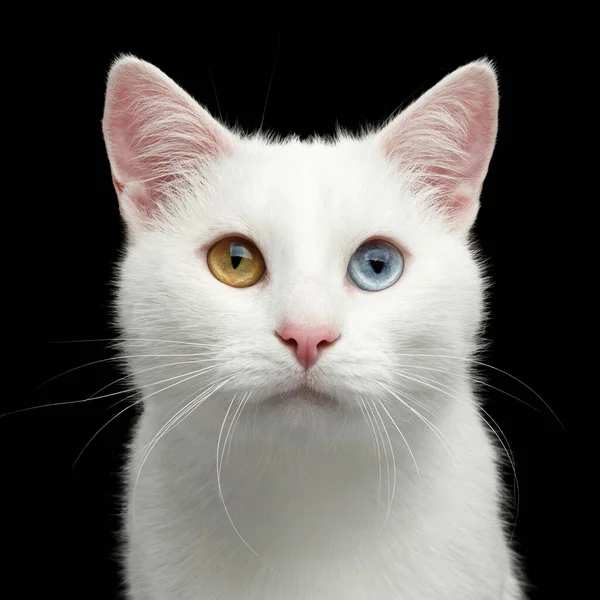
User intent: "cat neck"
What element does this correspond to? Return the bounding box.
[133,386,473,563]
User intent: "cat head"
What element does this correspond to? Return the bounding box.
[103,56,498,427]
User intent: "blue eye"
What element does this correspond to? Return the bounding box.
[347,240,404,291]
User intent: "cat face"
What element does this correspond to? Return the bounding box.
[104,57,497,424]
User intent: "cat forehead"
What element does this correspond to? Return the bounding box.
[228,137,391,202]
[198,136,425,243]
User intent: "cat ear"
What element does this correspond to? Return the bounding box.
[378,60,499,234]
[102,56,233,233]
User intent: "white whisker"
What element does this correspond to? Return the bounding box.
[224,392,251,467]
[216,391,271,567]
[325,404,349,452]
[354,395,378,454]
[34,351,222,390]
[72,366,225,466]
[388,353,563,428]
[359,395,383,508]
[379,381,453,468]
[133,375,237,521]
[395,363,539,412]
[47,336,226,348]
[373,392,422,478]
[365,397,393,519]
[105,363,223,411]
[371,399,397,526]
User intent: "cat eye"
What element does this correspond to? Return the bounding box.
[207,237,266,288]
[347,239,404,291]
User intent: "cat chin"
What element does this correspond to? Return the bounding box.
[253,387,348,434]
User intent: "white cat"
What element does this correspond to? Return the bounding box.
[103,55,525,599]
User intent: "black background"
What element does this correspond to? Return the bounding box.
[12,27,573,599]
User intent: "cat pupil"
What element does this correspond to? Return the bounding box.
[369,260,385,274]
[231,255,243,269]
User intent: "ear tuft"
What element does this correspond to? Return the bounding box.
[378,59,499,234]
[102,56,232,231]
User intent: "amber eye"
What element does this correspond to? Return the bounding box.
[207,236,266,288]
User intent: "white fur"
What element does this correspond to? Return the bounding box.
[103,56,525,599]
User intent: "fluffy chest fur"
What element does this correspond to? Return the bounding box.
[126,397,515,599]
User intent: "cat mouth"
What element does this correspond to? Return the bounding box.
[262,383,338,409]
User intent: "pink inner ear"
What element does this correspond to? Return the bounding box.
[103,58,231,224]
[381,62,498,231]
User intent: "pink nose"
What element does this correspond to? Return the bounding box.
[276,323,340,370]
